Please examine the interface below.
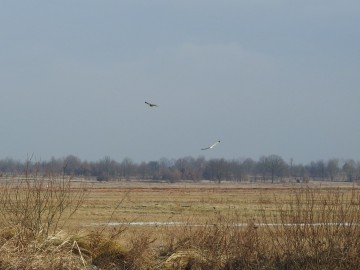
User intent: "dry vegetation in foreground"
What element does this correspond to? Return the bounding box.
[0,176,360,269]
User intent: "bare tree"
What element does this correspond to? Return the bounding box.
[342,159,357,182]
[228,159,244,182]
[306,160,326,180]
[242,158,256,181]
[121,157,134,180]
[327,159,339,181]
[148,161,160,179]
[258,155,286,183]
[63,155,82,175]
[203,158,229,183]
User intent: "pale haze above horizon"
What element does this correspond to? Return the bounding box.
[1,1,360,165]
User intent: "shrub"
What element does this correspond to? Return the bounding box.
[0,172,88,269]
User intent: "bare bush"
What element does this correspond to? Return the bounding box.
[159,213,264,270]
[0,173,86,240]
[0,168,90,269]
[262,187,360,269]
[157,187,360,270]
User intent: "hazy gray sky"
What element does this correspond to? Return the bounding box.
[1,1,360,164]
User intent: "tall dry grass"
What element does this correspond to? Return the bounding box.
[157,187,360,270]
[261,187,360,269]
[158,214,263,270]
[0,176,360,269]
[0,171,89,269]
[0,172,153,270]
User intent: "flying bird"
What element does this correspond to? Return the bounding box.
[145,101,158,107]
[201,140,220,150]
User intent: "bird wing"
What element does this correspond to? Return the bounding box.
[202,141,220,150]
[209,141,220,148]
[201,141,220,150]
[145,101,158,107]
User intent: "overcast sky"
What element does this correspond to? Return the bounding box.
[1,1,360,164]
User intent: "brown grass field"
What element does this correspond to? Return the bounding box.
[1,177,360,269]
[73,180,356,226]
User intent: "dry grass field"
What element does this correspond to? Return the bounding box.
[73,180,356,227]
[1,176,360,269]
[75,181,290,227]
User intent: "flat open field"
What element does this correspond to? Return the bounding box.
[2,178,360,269]
[70,180,358,231]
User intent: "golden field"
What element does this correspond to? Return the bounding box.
[73,179,357,226]
[1,177,360,269]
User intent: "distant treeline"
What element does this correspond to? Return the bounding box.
[0,155,360,183]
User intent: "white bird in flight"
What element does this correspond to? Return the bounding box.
[201,140,220,150]
[145,101,158,107]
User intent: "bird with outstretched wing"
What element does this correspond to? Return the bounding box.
[145,101,158,107]
[201,140,220,150]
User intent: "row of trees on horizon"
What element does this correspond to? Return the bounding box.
[0,155,360,183]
